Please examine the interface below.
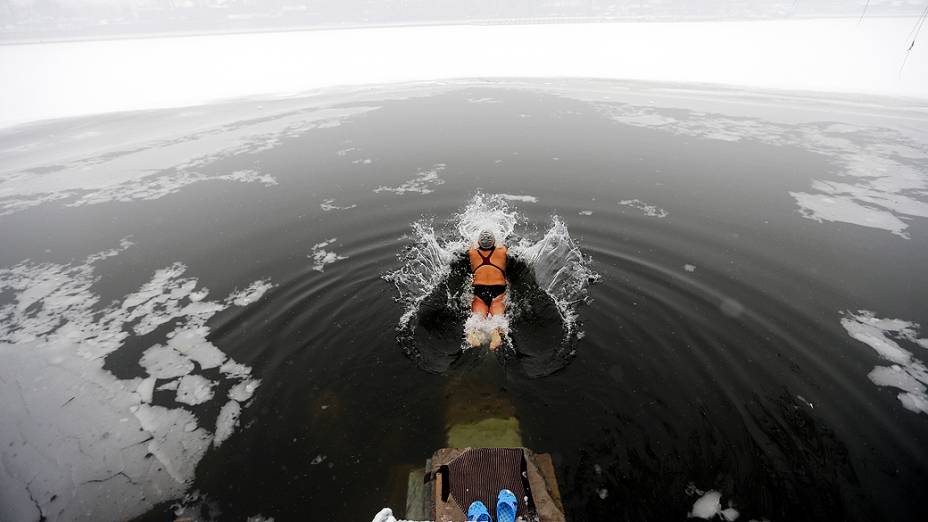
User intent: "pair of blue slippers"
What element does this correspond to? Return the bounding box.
[467,489,518,522]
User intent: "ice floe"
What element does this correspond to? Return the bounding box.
[374,164,446,195]
[466,97,501,104]
[578,210,593,215]
[228,379,261,402]
[175,375,216,406]
[229,279,275,306]
[684,264,697,272]
[0,240,269,520]
[841,310,928,414]
[497,193,539,203]
[597,103,927,238]
[686,484,740,521]
[0,106,378,216]
[309,238,349,272]
[618,199,669,218]
[371,507,430,522]
[213,400,242,448]
[320,198,358,211]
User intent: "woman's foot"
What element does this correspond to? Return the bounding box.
[489,329,503,351]
[467,330,484,347]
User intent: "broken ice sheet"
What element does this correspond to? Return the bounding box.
[373,163,446,195]
[841,310,928,414]
[309,238,349,272]
[0,240,268,520]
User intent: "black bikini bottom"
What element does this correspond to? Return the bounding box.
[473,284,506,308]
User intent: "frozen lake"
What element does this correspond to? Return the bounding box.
[1,77,927,520]
[1,17,926,128]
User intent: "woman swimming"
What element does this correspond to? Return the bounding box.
[467,230,508,349]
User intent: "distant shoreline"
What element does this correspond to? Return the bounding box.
[3,17,925,128]
[0,14,912,46]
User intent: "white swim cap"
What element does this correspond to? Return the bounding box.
[478,230,495,250]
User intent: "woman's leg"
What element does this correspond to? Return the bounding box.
[471,296,489,316]
[489,292,506,317]
[488,293,506,350]
[468,297,489,347]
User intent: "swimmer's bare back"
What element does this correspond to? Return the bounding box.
[468,244,507,317]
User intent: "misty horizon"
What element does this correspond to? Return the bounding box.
[2,0,926,42]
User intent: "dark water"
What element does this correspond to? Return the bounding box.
[1,80,927,521]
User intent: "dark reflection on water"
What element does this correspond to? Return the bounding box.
[1,80,927,521]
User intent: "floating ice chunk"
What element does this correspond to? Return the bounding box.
[899,393,928,414]
[352,158,373,164]
[158,379,180,391]
[578,210,593,215]
[175,375,216,406]
[374,164,446,195]
[228,279,274,306]
[0,240,270,520]
[842,311,928,414]
[684,264,696,272]
[166,326,227,370]
[791,192,910,238]
[69,168,278,208]
[229,379,261,402]
[213,400,242,447]
[218,169,278,186]
[497,194,538,203]
[597,488,609,499]
[841,312,915,365]
[689,491,739,520]
[685,484,740,520]
[320,198,358,211]
[133,404,212,485]
[85,236,135,263]
[1,105,376,216]
[598,101,928,239]
[309,238,348,272]
[689,490,722,519]
[371,508,398,522]
[618,199,669,218]
[868,366,925,394]
[137,376,156,403]
[466,97,500,104]
[220,360,253,379]
[140,345,195,379]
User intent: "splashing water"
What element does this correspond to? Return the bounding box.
[512,215,600,336]
[384,193,599,369]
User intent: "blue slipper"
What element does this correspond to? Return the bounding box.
[467,500,492,522]
[496,489,518,522]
